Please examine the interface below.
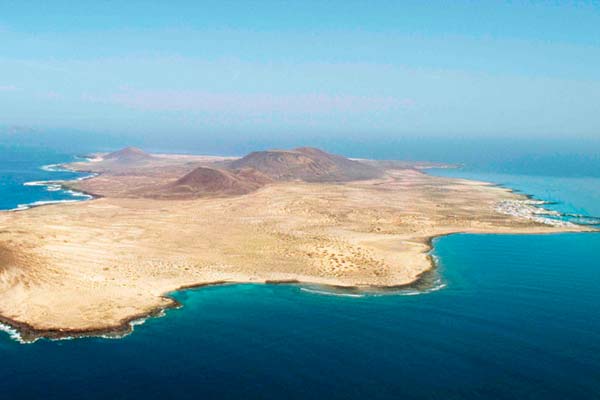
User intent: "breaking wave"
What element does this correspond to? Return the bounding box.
[10,162,97,212]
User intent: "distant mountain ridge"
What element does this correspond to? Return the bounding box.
[228,146,382,182]
[104,147,155,164]
[84,146,384,198]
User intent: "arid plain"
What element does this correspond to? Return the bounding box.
[0,147,588,341]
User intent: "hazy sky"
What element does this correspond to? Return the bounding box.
[1,0,600,143]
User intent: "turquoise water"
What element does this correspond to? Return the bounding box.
[429,168,600,224]
[1,147,599,399]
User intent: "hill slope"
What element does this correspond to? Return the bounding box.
[103,147,155,164]
[228,147,382,182]
[165,166,272,197]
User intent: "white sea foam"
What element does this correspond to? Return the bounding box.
[12,164,97,212]
[419,280,447,294]
[0,322,28,344]
[387,278,447,296]
[0,308,167,344]
[74,173,98,181]
[8,205,31,212]
[12,198,85,211]
[24,180,53,186]
[300,288,366,298]
[63,190,93,199]
[96,310,167,341]
[40,163,65,172]
[26,199,80,207]
[300,277,447,298]
[23,180,63,192]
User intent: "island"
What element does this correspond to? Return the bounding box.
[0,147,589,342]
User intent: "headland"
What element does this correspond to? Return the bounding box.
[0,147,590,342]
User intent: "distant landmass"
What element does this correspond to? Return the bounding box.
[103,146,156,164]
[67,146,389,199]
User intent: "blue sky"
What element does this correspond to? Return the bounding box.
[1,0,599,144]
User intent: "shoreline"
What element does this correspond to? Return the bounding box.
[0,251,443,343]
[0,155,596,344]
[429,169,600,227]
[4,161,100,213]
[0,220,444,343]
[2,229,597,344]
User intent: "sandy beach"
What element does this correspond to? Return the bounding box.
[0,150,590,342]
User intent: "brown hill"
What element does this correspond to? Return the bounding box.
[233,167,275,186]
[104,147,155,164]
[166,167,272,197]
[228,146,382,182]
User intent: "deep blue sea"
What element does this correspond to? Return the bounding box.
[1,145,599,399]
[0,146,93,210]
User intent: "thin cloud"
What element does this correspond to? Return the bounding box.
[91,90,415,115]
[0,85,18,92]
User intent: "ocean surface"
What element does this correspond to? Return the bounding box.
[1,145,599,399]
[0,146,93,210]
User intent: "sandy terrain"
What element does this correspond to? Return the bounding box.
[0,151,589,342]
